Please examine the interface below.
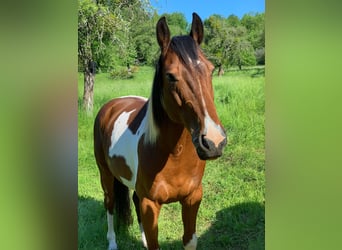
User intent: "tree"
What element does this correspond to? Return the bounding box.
[132,12,160,65]
[132,11,188,65]
[78,0,153,112]
[203,15,256,70]
[162,12,188,35]
[226,14,240,27]
[114,0,154,67]
[203,14,230,67]
[241,13,265,65]
[228,26,256,69]
[78,0,126,112]
[230,38,256,70]
[255,47,265,65]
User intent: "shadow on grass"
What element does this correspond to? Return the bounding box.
[78,195,184,250]
[251,67,265,78]
[79,195,148,249]
[199,202,265,250]
[79,196,264,250]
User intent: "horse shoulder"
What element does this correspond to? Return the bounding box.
[99,96,148,189]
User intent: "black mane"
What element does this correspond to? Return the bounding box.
[170,36,199,67]
[151,57,165,129]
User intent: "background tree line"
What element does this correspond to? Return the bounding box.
[78,0,264,111]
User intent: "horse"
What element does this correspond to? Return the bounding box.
[94,13,227,250]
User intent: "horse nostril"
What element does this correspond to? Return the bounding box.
[201,135,210,150]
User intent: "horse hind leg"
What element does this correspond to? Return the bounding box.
[99,167,118,250]
[133,191,147,248]
[94,123,118,249]
[99,169,133,250]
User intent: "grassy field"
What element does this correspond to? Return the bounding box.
[78,66,265,249]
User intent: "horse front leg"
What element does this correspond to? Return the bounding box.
[140,197,161,250]
[181,185,203,250]
[133,191,148,248]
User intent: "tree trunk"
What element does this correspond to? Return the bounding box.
[238,57,242,70]
[218,65,224,76]
[82,68,95,113]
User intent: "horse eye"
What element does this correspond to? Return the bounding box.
[166,73,178,83]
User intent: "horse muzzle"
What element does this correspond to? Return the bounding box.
[193,130,227,160]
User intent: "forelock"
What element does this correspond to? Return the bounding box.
[169,36,199,67]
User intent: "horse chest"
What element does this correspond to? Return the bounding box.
[136,145,205,203]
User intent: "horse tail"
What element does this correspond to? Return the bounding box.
[114,177,132,228]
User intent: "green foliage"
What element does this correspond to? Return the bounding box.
[78,1,265,72]
[78,0,122,70]
[78,66,265,249]
[109,65,139,79]
[227,14,240,27]
[241,13,265,49]
[131,12,160,65]
[203,15,229,66]
[162,12,188,35]
[229,36,257,69]
[78,0,154,73]
[255,47,265,65]
[203,12,264,69]
[241,13,265,66]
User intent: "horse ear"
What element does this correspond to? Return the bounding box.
[190,12,204,45]
[156,16,170,55]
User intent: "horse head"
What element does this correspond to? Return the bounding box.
[155,13,227,160]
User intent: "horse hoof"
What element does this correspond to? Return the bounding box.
[108,241,118,250]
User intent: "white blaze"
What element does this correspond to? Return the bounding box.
[196,71,225,146]
[204,112,226,147]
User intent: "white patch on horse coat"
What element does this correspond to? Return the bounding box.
[139,223,148,248]
[109,109,136,149]
[108,95,158,188]
[109,109,146,189]
[184,233,197,250]
[107,211,118,250]
[118,95,147,101]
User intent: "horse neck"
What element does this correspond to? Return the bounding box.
[158,116,188,151]
[145,104,188,154]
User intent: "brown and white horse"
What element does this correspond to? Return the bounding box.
[94,13,227,250]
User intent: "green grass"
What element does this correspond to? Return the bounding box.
[78,66,265,249]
